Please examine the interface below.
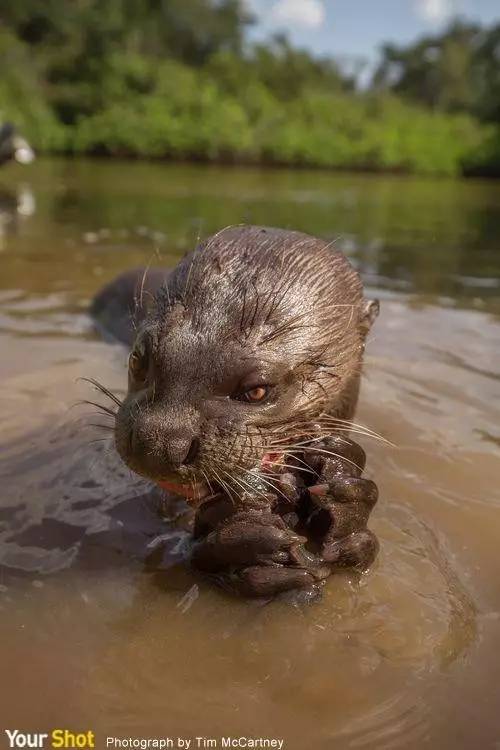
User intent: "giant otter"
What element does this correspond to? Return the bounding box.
[0,123,35,166]
[91,225,380,598]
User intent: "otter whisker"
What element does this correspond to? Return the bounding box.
[70,410,116,427]
[183,259,194,301]
[209,460,235,494]
[246,473,290,500]
[232,445,318,476]
[210,465,238,503]
[220,461,284,503]
[77,399,117,419]
[265,439,351,455]
[188,476,197,500]
[137,262,152,311]
[297,445,362,473]
[265,462,315,476]
[160,278,172,308]
[277,452,320,474]
[323,234,343,251]
[200,468,215,497]
[223,428,242,465]
[265,415,390,445]
[78,377,123,407]
[310,419,393,446]
[232,464,290,502]
[319,423,392,446]
[267,427,381,446]
[316,414,382,431]
[219,466,271,503]
[137,288,156,308]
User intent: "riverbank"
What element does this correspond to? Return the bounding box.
[3,17,500,180]
[8,83,500,179]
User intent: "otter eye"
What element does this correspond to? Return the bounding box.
[128,342,148,382]
[240,385,270,403]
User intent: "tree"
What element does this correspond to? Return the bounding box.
[372,19,500,123]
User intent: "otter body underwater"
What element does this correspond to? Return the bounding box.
[91,225,381,599]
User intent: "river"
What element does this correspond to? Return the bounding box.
[0,159,499,748]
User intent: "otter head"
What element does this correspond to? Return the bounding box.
[114,226,378,501]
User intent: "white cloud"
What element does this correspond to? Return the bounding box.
[415,0,454,24]
[243,0,263,13]
[270,0,326,30]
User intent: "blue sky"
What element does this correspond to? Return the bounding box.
[246,0,500,70]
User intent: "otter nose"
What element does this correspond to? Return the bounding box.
[131,412,199,470]
[165,434,199,468]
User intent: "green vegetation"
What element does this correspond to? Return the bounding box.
[1,2,499,176]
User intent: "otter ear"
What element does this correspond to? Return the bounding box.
[360,299,379,336]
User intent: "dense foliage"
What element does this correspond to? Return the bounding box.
[1,1,499,176]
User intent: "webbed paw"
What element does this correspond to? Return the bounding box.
[301,437,379,571]
[190,435,380,599]
[222,564,327,599]
[192,509,304,572]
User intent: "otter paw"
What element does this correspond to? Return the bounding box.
[192,493,235,539]
[303,435,367,479]
[191,510,305,573]
[305,463,379,571]
[321,529,379,570]
[226,565,324,599]
[307,476,377,535]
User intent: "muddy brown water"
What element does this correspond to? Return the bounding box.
[0,159,499,749]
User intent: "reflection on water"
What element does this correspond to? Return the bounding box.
[0,159,499,749]
[1,158,500,314]
[0,185,35,250]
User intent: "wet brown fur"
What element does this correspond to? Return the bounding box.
[103,226,378,498]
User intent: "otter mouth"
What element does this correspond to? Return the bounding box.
[156,478,210,502]
[261,451,285,472]
[154,452,285,503]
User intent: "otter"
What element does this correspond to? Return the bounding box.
[0,123,35,166]
[91,225,380,598]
